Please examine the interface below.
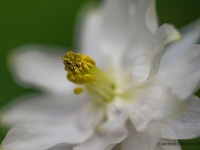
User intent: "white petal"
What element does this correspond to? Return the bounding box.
[157,139,181,150]
[78,0,134,69]
[128,85,184,132]
[1,105,103,150]
[0,93,88,126]
[74,111,128,150]
[9,45,75,95]
[160,95,200,139]
[156,45,200,100]
[121,123,160,150]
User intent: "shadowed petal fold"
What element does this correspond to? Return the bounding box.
[48,144,73,150]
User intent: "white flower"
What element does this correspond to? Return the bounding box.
[1,0,200,150]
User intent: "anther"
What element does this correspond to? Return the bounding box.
[62,51,96,84]
[74,87,83,95]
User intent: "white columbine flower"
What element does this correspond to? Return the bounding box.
[1,0,200,150]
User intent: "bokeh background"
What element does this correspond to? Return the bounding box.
[0,0,200,149]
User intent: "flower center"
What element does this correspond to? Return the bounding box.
[62,51,115,104]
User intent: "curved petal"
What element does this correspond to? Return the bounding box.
[74,110,128,150]
[163,18,200,62]
[121,123,160,150]
[160,95,200,139]
[128,85,184,132]
[127,24,180,82]
[157,139,181,150]
[148,24,181,78]
[1,105,103,150]
[9,45,75,95]
[156,45,200,100]
[0,93,89,126]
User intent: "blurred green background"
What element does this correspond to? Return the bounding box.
[0,0,200,149]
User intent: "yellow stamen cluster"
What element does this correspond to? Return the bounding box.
[62,51,96,84]
[62,51,115,104]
